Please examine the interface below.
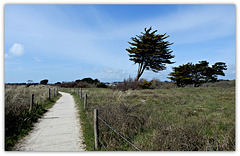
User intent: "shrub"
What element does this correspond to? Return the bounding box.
[75,82,89,88]
[112,77,145,91]
[141,80,153,89]
[60,81,77,88]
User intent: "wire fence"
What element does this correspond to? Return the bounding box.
[97,116,141,151]
[70,88,141,151]
[86,106,141,151]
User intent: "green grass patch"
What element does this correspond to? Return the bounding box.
[70,92,95,151]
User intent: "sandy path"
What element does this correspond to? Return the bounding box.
[14,92,85,151]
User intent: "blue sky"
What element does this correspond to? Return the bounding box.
[4,4,235,83]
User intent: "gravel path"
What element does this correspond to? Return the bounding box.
[14,92,85,151]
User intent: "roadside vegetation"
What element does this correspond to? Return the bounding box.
[69,80,235,151]
[5,84,61,151]
[68,89,95,151]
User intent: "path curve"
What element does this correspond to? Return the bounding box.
[14,92,85,151]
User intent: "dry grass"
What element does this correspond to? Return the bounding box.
[5,84,60,150]
[80,85,235,151]
[5,85,54,128]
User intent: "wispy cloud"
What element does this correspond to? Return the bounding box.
[9,43,25,56]
[34,56,42,62]
[109,5,235,44]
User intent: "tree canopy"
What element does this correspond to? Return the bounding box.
[168,61,227,87]
[126,27,175,81]
[40,79,48,85]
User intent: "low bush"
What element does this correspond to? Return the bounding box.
[75,81,89,88]
[141,80,153,89]
[112,77,145,91]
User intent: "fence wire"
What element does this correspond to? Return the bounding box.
[97,116,141,151]
[97,136,108,151]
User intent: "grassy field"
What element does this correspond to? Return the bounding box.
[5,84,61,150]
[72,83,235,151]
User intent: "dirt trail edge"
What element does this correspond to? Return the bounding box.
[14,92,85,151]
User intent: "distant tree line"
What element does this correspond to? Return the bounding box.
[75,78,100,84]
[55,77,107,88]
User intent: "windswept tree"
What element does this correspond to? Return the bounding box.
[168,63,194,87]
[168,61,227,87]
[210,62,228,81]
[126,27,175,81]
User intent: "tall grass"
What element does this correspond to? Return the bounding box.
[76,86,235,151]
[5,84,61,150]
[69,90,95,151]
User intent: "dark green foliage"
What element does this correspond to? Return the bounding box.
[40,79,48,85]
[168,61,227,87]
[141,80,153,89]
[96,83,107,88]
[126,27,174,81]
[60,78,101,88]
[76,78,100,84]
[55,82,61,85]
[168,63,194,87]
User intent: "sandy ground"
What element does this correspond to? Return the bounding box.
[14,92,85,151]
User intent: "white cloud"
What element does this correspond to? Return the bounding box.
[100,67,131,81]
[9,43,25,56]
[34,56,42,62]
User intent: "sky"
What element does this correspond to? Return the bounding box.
[4,4,235,83]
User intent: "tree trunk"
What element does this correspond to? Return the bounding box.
[135,63,146,81]
[135,73,141,82]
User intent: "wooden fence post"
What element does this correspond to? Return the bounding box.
[84,93,87,110]
[48,88,51,100]
[80,88,82,99]
[29,94,34,112]
[54,88,55,97]
[77,89,79,96]
[94,109,99,150]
